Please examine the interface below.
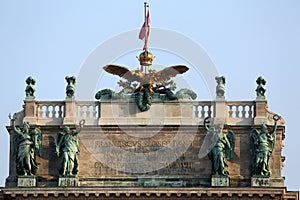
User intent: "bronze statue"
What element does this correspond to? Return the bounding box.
[65,76,76,99]
[250,115,280,177]
[204,117,235,176]
[255,76,266,98]
[55,120,85,176]
[102,63,189,111]
[10,114,42,176]
[25,76,36,100]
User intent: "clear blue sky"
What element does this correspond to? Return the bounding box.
[0,1,299,191]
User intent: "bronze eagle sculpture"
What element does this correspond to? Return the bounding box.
[103,64,189,85]
[99,64,189,111]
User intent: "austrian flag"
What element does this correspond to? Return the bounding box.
[139,10,150,50]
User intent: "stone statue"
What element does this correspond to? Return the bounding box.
[215,76,226,99]
[25,76,36,100]
[204,117,235,176]
[250,115,280,177]
[55,120,85,176]
[255,76,266,99]
[65,76,76,99]
[10,114,42,176]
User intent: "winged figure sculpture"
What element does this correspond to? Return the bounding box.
[249,116,279,177]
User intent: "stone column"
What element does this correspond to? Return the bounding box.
[23,100,37,124]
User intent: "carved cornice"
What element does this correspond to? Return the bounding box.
[1,187,298,199]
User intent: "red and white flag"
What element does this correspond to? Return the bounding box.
[139,10,150,50]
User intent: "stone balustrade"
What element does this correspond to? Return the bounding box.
[76,101,100,119]
[37,101,65,119]
[17,98,279,126]
[193,101,214,119]
[226,101,255,125]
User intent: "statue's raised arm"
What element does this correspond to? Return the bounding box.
[9,113,42,176]
[76,119,85,134]
[9,113,22,135]
[249,114,280,177]
[56,121,84,176]
[270,114,280,135]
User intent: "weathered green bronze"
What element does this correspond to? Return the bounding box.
[55,120,85,176]
[250,115,280,177]
[10,114,42,176]
[256,76,266,99]
[99,63,194,111]
[204,117,235,176]
[65,76,76,100]
[25,76,36,100]
[95,87,197,112]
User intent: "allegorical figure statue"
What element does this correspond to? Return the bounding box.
[10,114,42,176]
[55,120,85,176]
[215,76,226,99]
[250,115,280,177]
[255,76,266,99]
[65,76,76,99]
[25,76,36,100]
[204,117,235,176]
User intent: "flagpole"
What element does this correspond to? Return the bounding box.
[144,2,148,51]
[144,2,147,25]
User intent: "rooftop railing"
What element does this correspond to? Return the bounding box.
[19,98,278,126]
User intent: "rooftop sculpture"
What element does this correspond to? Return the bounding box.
[95,3,196,111]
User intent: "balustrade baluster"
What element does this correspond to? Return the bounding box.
[200,105,205,118]
[58,105,63,118]
[207,105,212,118]
[79,105,84,118]
[86,105,91,118]
[228,105,233,118]
[45,105,50,118]
[194,105,199,118]
[38,106,42,118]
[235,106,239,118]
[248,105,253,118]
[241,105,246,118]
[51,105,56,118]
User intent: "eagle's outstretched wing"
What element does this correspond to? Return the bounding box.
[155,65,189,82]
[103,64,143,82]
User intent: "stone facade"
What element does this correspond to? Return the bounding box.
[0,98,298,199]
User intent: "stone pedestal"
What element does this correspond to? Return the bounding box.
[63,100,77,125]
[213,100,226,124]
[23,100,37,124]
[17,176,36,187]
[58,177,78,187]
[254,100,268,125]
[251,176,270,187]
[211,175,229,187]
